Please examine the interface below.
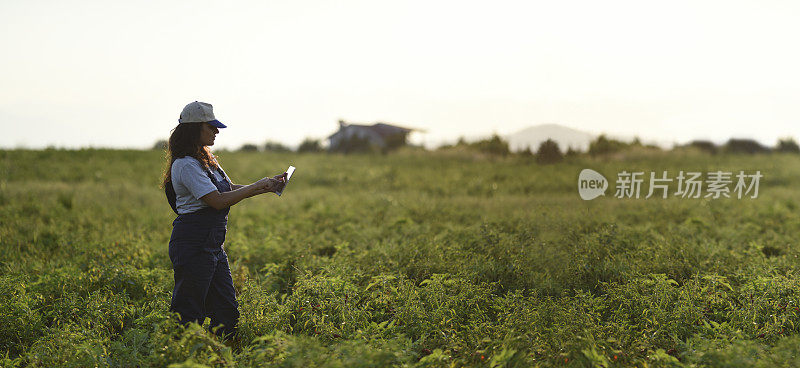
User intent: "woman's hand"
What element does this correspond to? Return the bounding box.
[252,177,275,194]
[250,173,287,195]
[271,173,287,192]
[201,174,285,209]
[266,178,282,192]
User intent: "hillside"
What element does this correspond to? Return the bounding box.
[506,123,596,152]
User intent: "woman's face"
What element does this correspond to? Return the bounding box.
[199,122,219,146]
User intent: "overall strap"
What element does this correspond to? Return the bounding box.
[204,166,225,184]
[204,166,232,194]
[165,182,179,215]
[204,168,216,183]
[167,165,226,216]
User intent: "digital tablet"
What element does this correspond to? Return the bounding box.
[275,166,295,196]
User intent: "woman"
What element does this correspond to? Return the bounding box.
[161,101,285,339]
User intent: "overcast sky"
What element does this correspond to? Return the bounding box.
[1,0,798,149]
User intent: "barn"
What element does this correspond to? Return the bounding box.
[327,120,416,152]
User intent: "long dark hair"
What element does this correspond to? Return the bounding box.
[161,123,218,188]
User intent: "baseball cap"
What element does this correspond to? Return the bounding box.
[178,101,227,128]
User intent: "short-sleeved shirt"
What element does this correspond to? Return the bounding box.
[171,156,232,214]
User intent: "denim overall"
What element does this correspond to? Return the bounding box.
[168,166,239,338]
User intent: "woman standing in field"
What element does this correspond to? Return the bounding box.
[161,101,285,340]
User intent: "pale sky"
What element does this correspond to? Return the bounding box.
[1,0,798,150]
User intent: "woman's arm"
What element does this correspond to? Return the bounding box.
[201,177,277,209]
[230,183,260,199]
[231,173,285,195]
[231,183,272,197]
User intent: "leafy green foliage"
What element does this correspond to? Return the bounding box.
[238,144,259,152]
[535,139,563,164]
[724,138,769,154]
[2,148,800,366]
[468,134,510,156]
[588,134,629,156]
[329,134,376,154]
[297,138,323,153]
[775,138,800,154]
[264,141,292,153]
[382,133,410,153]
[685,140,718,155]
[441,135,511,157]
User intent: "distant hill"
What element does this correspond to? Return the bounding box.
[506,124,596,152]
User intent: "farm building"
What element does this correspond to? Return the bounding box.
[327,120,416,152]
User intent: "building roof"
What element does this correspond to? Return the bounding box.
[328,122,416,140]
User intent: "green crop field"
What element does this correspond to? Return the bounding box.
[3,148,800,367]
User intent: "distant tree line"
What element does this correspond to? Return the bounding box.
[432,134,800,165]
[152,133,407,155]
[151,134,800,163]
[681,137,799,154]
[436,135,569,164]
[152,139,317,153]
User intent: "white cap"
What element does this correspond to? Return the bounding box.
[178,101,226,128]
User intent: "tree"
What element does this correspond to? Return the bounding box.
[687,140,717,154]
[535,139,564,164]
[471,134,510,156]
[437,136,466,150]
[588,134,627,156]
[518,146,534,158]
[437,134,510,156]
[724,139,769,154]
[297,138,322,153]
[565,147,580,157]
[264,141,291,152]
[152,139,168,150]
[330,134,375,154]
[239,143,259,152]
[382,133,408,153]
[776,138,800,153]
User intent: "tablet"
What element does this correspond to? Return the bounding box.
[275,166,295,196]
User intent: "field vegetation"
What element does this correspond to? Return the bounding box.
[2,147,800,367]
